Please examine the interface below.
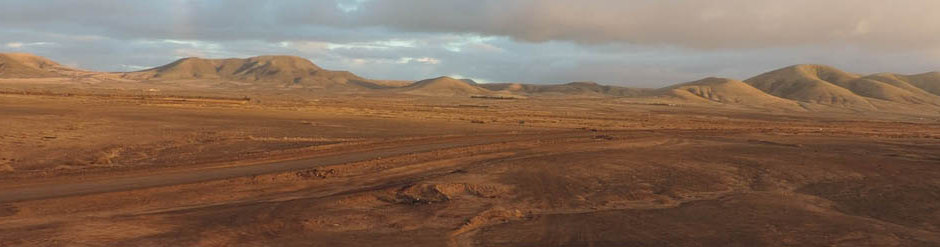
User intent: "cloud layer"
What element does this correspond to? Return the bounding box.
[1,0,938,86]
[356,0,940,50]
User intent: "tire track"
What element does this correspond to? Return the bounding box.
[0,132,582,203]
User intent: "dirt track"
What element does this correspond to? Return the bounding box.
[0,131,589,203]
[2,95,940,246]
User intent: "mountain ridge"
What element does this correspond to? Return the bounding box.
[2,53,939,110]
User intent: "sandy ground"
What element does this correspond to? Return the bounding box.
[1,93,939,246]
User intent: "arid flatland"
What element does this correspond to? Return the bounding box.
[0,53,939,246]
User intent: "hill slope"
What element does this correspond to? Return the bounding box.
[840,74,940,105]
[124,55,374,89]
[0,53,72,78]
[744,65,873,108]
[480,82,648,97]
[656,77,803,110]
[400,76,493,96]
[894,72,940,96]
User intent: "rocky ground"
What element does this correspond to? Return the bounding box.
[1,93,939,246]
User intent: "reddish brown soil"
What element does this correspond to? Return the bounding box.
[1,93,939,247]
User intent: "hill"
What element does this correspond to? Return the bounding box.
[744,64,873,108]
[2,52,938,111]
[366,80,413,88]
[124,55,377,89]
[0,53,73,78]
[480,81,648,97]
[890,72,940,96]
[655,77,803,110]
[838,74,940,105]
[399,76,493,96]
[478,83,538,92]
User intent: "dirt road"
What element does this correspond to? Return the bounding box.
[0,132,574,203]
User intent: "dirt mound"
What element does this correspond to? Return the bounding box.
[0,53,72,78]
[656,77,803,110]
[400,76,493,96]
[744,64,872,107]
[124,55,374,89]
[381,183,510,205]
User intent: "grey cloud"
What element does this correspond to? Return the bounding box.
[7,0,940,50]
[1,0,938,86]
[353,0,940,50]
[1,0,348,41]
[0,0,940,49]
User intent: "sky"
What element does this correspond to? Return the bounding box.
[1,0,939,87]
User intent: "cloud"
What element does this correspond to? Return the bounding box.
[4,0,938,50]
[5,41,55,49]
[0,0,938,86]
[352,0,940,50]
[397,57,441,65]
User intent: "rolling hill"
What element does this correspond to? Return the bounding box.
[2,52,940,114]
[123,55,378,89]
[478,83,538,92]
[399,76,494,96]
[480,81,648,97]
[838,74,940,105]
[0,53,74,78]
[744,65,875,108]
[889,72,940,96]
[655,77,803,110]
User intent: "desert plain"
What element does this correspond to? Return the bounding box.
[1,53,939,246]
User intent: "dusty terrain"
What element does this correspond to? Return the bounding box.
[1,53,940,246]
[1,92,939,246]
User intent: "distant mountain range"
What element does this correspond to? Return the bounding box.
[3,53,940,112]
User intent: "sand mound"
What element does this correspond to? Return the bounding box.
[400,76,493,96]
[0,53,72,78]
[745,64,872,107]
[124,55,372,88]
[656,77,802,110]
